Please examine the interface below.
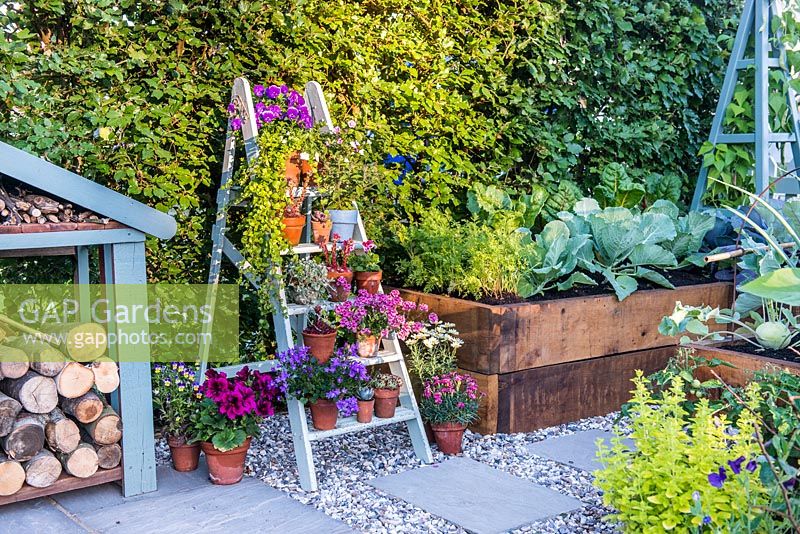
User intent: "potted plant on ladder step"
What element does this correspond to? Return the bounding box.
[371,372,402,419]
[350,239,382,294]
[153,363,203,472]
[302,306,339,364]
[322,235,355,302]
[419,372,483,455]
[193,367,280,484]
[276,345,368,430]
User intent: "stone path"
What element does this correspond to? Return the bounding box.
[1,426,621,533]
[0,459,354,534]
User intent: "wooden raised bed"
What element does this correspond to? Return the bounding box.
[397,281,734,434]
[692,342,800,387]
[398,282,733,375]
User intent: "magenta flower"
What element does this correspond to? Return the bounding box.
[231,117,242,131]
[253,84,266,97]
[266,84,281,99]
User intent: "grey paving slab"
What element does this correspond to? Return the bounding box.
[50,460,354,534]
[525,430,634,472]
[0,498,85,534]
[368,456,582,534]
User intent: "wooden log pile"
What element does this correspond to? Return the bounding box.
[0,322,120,496]
[0,185,110,227]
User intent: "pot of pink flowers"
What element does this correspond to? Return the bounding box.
[419,372,483,455]
[335,289,424,358]
[193,367,280,484]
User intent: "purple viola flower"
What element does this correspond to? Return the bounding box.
[231,117,242,131]
[254,101,266,113]
[287,90,301,106]
[227,102,236,114]
[727,456,745,475]
[286,106,300,120]
[266,84,281,99]
[253,84,265,97]
[280,84,288,94]
[708,467,727,488]
[745,460,757,473]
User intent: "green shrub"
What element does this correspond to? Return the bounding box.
[596,372,766,532]
[0,0,740,285]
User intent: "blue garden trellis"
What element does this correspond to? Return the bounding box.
[692,0,800,209]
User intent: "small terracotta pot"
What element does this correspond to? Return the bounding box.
[282,215,306,246]
[327,269,353,302]
[167,436,200,472]
[354,271,382,295]
[200,437,252,485]
[312,220,333,245]
[356,335,381,358]
[309,399,338,430]
[285,152,302,182]
[302,330,337,363]
[430,422,466,455]
[357,399,374,423]
[374,388,400,418]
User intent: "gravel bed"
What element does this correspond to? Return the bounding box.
[156,411,628,533]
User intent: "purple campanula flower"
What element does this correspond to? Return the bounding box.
[745,460,757,473]
[727,456,745,475]
[253,84,265,97]
[708,467,727,488]
[703,516,711,525]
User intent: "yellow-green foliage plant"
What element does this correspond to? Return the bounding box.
[595,373,767,533]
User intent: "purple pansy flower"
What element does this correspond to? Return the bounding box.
[266,84,281,99]
[253,84,265,97]
[231,117,242,131]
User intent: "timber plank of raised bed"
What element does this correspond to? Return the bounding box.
[0,466,122,506]
[397,282,733,375]
[691,342,800,387]
[463,346,675,435]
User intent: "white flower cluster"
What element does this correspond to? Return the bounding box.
[405,321,463,350]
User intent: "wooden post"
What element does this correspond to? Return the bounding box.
[105,242,156,496]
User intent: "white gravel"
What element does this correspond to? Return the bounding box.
[156,411,626,533]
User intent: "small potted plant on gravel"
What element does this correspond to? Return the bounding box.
[194,367,280,484]
[335,289,424,358]
[311,210,332,245]
[276,345,368,430]
[371,372,403,418]
[322,234,355,302]
[302,306,338,363]
[153,363,202,472]
[284,256,329,305]
[350,239,382,294]
[356,382,375,423]
[419,372,483,455]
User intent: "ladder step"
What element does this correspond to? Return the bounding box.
[355,349,403,366]
[281,241,367,256]
[287,299,351,316]
[306,406,417,441]
[215,360,279,376]
[715,133,795,144]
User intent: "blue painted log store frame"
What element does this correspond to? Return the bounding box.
[0,140,176,499]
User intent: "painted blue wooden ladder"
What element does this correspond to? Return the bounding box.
[199,77,432,491]
[692,0,800,209]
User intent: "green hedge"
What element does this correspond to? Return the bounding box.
[0,0,738,282]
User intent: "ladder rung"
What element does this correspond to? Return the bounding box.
[355,349,403,366]
[306,405,417,441]
[287,299,352,316]
[281,241,366,256]
[736,58,780,69]
[715,133,795,144]
[215,360,279,376]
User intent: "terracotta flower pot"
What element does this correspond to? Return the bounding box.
[357,399,374,423]
[285,152,302,182]
[374,388,400,418]
[167,435,200,472]
[354,270,382,295]
[312,220,333,245]
[282,215,306,246]
[327,268,353,302]
[309,399,338,430]
[356,334,381,358]
[430,422,467,455]
[302,330,337,363]
[200,437,252,485]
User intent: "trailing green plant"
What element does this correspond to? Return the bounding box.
[595,373,766,532]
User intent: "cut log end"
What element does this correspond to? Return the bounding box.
[59,442,98,478]
[95,443,122,470]
[1,412,45,461]
[24,449,62,488]
[90,359,119,394]
[55,361,95,399]
[0,371,58,414]
[60,391,103,424]
[45,408,80,454]
[0,452,25,496]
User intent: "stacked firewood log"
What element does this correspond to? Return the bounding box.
[0,321,120,496]
[0,184,110,226]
